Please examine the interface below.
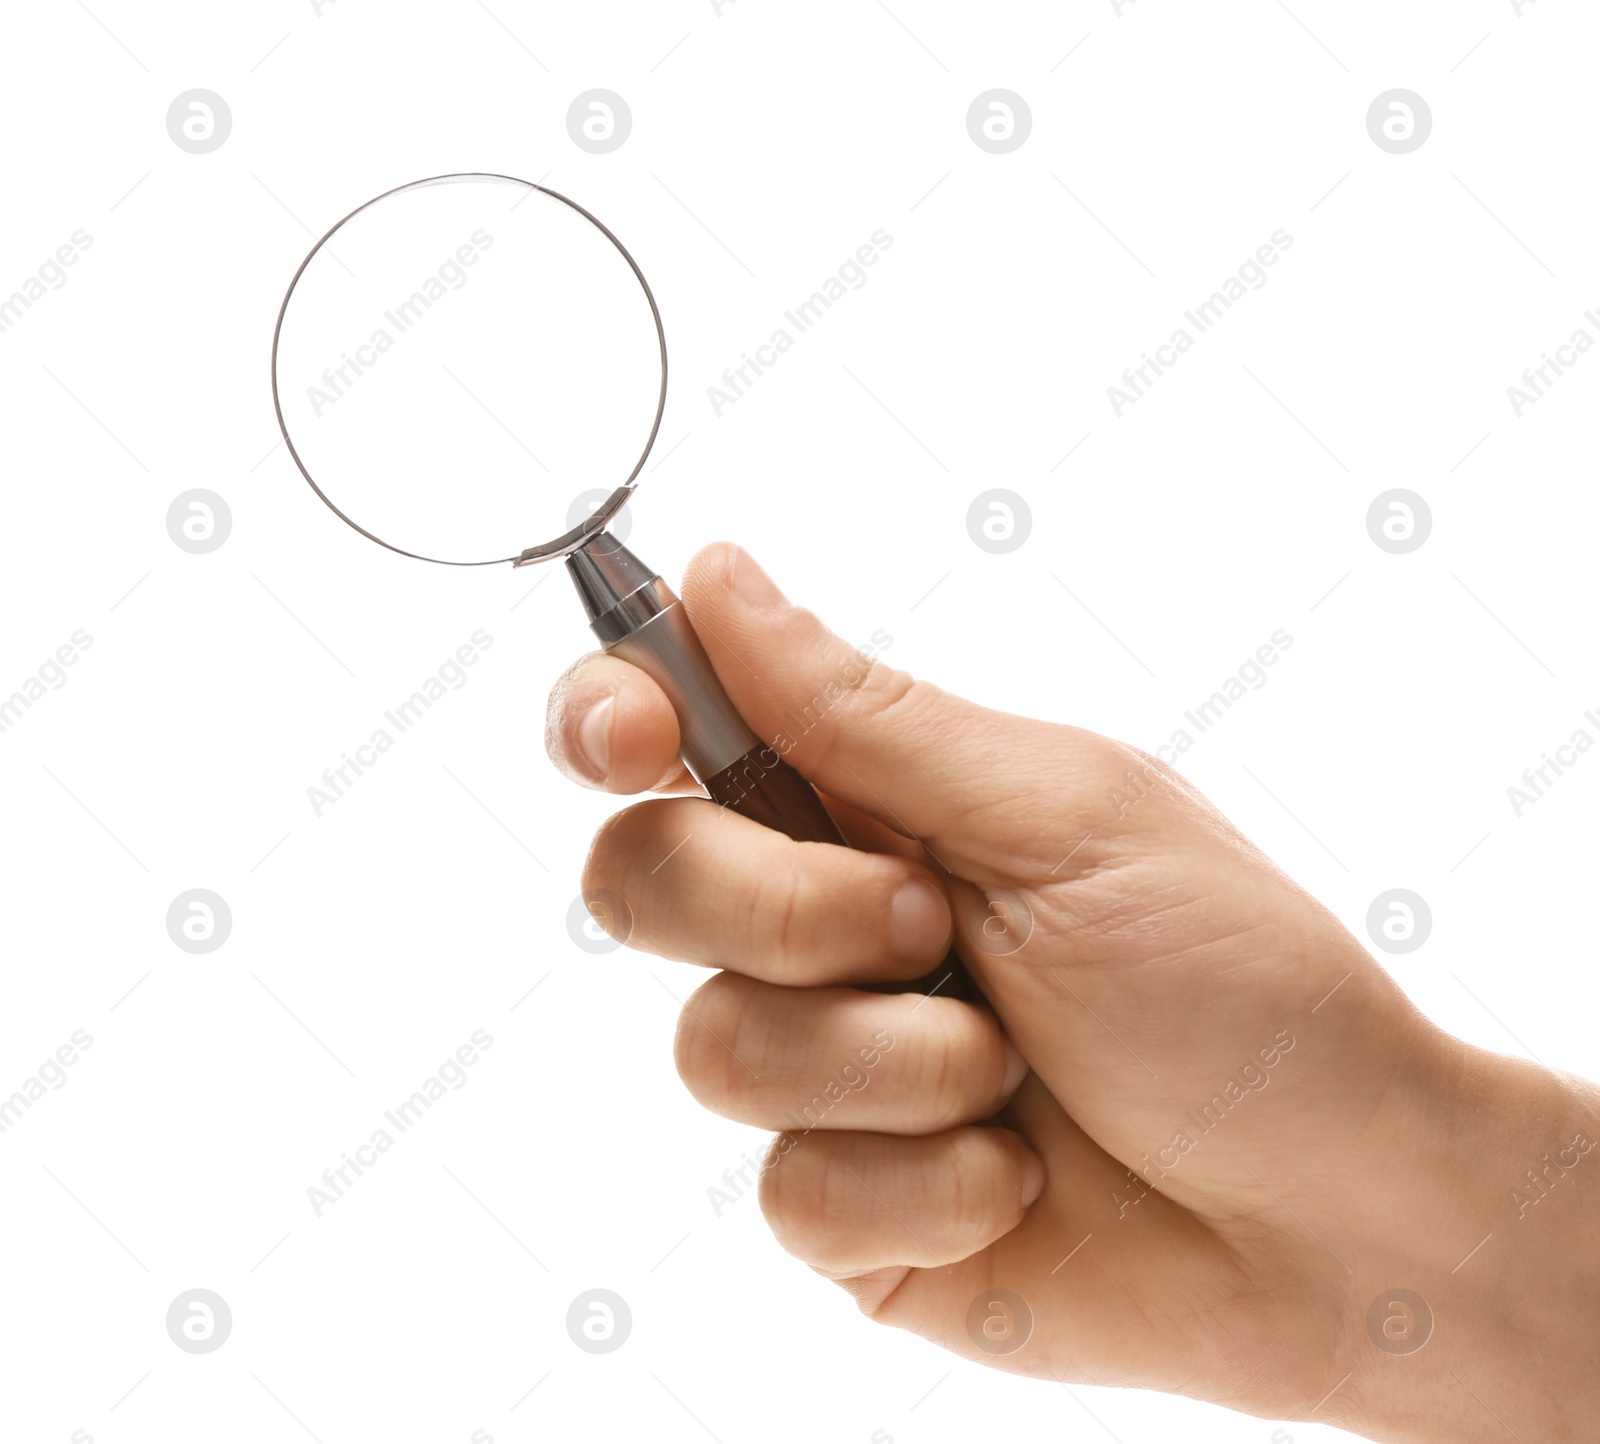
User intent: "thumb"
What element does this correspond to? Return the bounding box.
[679,542,1097,873]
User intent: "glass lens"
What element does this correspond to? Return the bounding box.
[272,175,663,564]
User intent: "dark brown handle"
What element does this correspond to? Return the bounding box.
[704,746,977,1001]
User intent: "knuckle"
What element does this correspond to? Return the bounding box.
[790,1148,856,1265]
[1023,728,1173,848]
[778,637,925,777]
[867,668,941,727]
[1073,728,1138,789]
[746,856,813,974]
[842,665,932,761]
[915,1016,976,1132]
[1097,735,1179,814]
[945,1130,1003,1234]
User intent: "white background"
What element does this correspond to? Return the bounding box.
[1,2,1594,1441]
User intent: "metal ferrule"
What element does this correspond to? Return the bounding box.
[565,533,759,782]
[588,576,673,647]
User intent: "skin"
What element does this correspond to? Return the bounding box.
[545,543,1600,1442]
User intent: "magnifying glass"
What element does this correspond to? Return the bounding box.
[271,172,970,994]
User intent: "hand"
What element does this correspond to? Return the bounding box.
[546,542,1600,1443]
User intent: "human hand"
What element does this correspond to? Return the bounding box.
[546,542,1600,1443]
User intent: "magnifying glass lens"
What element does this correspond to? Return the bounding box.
[272,176,663,564]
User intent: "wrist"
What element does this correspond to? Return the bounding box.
[1338,1042,1600,1443]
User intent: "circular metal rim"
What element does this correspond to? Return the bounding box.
[268,171,668,568]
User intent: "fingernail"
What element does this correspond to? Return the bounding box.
[576,694,614,781]
[890,877,949,960]
[729,548,787,610]
[1019,1149,1046,1209]
[1000,1039,1028,1098]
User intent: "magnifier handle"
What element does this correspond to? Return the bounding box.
[567,537,974,1001]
